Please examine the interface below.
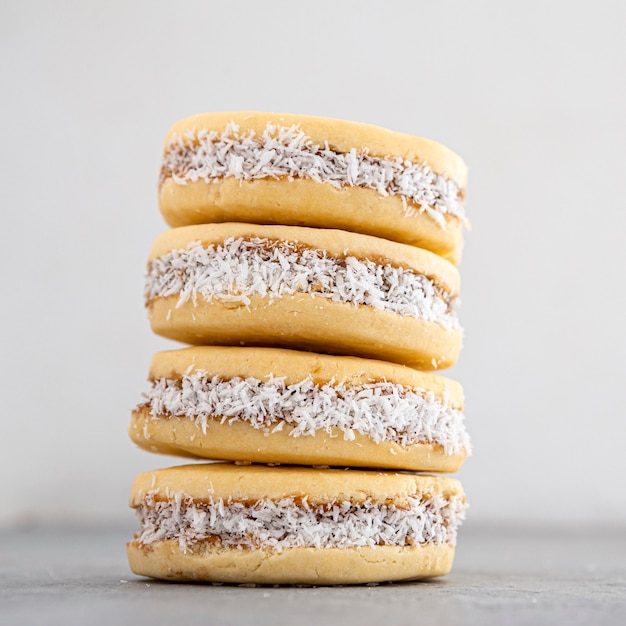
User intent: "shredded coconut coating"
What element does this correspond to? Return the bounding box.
[160,122,466,226]
[145,237,460,330]
[135,490,466,552]
[143,372,471,455]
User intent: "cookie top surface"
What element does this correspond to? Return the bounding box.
[130,463,464,506]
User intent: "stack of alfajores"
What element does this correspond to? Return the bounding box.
[127,112,471,585]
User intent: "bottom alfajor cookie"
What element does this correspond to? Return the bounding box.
[127,463,466,585]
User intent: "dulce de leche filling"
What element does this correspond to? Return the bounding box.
[134,490,467,552]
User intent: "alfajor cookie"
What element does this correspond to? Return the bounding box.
[127,463,467,584]
[145,223,462,370]
[129,347,470,472]
[159,112,467,263]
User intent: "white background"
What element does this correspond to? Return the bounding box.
[2,0,625,527]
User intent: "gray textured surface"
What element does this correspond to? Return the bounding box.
[1,523,625,625]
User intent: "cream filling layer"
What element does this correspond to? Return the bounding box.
[142,372,471,455]
[160,122,466,226]
[145,237,460,330]
[135,490,466,552]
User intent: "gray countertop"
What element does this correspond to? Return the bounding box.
[1,522,624,625]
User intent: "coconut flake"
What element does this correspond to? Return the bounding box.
[160,122,466,226]
[135,490,466,552]
[145,237,460,330]
[143,373,471,456]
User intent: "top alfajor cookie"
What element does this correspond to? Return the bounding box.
[159,112,468,263]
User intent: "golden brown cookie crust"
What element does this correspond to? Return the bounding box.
[159,179,463,263]
[149,293,461,369]
[127,541,455,584]
[148,294,460,370]
[130,409,466,472]
[129,463,464,504]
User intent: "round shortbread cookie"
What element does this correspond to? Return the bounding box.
[127,463,466,584]
[129,347,470,471]
[145,223,462,370]
[159,112,467,262]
